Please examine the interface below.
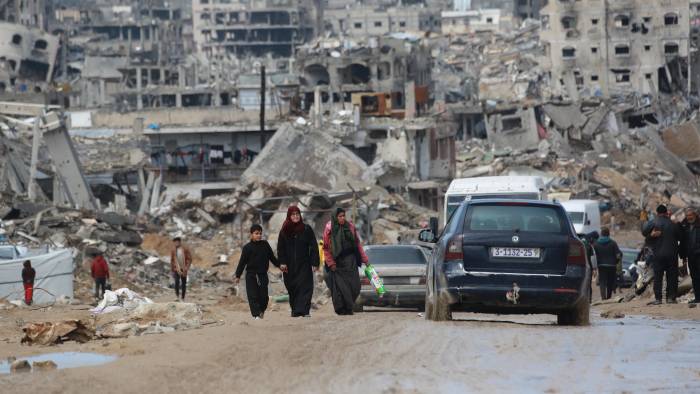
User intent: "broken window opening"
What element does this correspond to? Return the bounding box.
[664,43,680,55]
[361,95,379,113]
[561,16,576,30]
[664,13,679,26]
[374,21,382,27]
[562,47,576,58]
[591,18,599,25]
[377,62,391,80]
[369,129,388,139]
[344,64,370,84]
[303,64,330,86]
[34,39,47,50]
[658,67,673,93]
[354,22,362,29]
[11,34,22,45]
[614,15,630,28]
[591,75,599,81]
[644,45,651,51]
[501,117,523,131]
[615,45,630,56]
[18,60,49,81]
[591,47,598,54]
[612,69,631,83]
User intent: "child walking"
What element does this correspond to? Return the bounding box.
[235,224,282,319]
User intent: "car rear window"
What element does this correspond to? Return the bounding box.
[465,204,565,233]
[365,248,427,265]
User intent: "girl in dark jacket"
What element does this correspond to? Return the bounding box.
[277,206,320,317]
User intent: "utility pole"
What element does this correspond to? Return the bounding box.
[260,65,266,149]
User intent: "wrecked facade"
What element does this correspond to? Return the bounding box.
[192,0,315,58]
[0,21,58,93]
[295,36,431,115]
[540,0,691,99]
[323,5,441,37]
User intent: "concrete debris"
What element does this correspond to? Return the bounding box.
[21,319,95,345]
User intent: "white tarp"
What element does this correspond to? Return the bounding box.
[0,249,74,304]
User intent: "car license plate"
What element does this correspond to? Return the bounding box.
[491,247,540,258]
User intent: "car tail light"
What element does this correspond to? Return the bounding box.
[419,277,426,285]
[567,238,586,266]
[445,234,464,261]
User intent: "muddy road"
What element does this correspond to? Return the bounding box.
[2,304,700,393]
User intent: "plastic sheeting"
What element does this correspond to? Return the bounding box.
[91,288,153,314]
[0,249,73,304]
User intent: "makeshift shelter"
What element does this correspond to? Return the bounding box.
[0,249,74,303]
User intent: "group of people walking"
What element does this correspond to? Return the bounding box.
[234,206,368,319]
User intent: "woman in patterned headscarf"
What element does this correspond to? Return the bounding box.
[277,205,319,317]
[322,208,368,315]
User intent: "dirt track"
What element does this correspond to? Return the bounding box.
[2,301,700,394]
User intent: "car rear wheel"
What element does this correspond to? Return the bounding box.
[557,290,590,326]
[425,290,452,321]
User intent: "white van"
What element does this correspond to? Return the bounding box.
[560,199,601,236]
[443,176,547,226]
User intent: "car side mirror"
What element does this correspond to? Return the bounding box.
[419,229,436,243]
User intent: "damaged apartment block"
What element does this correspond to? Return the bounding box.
[295,36,431,116]
[0,21,59,94]
[540,0,690,99]
[192,0,315,58]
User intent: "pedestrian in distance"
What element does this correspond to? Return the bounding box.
[235,224,280,319]
[680,207,700,304]
[593,227,622,300]
[322,208,369,315]
[277,206,319,317]
[21,260,35,305]
[171,237,192,301]
[90,252,110,301]
[642,204,682,305]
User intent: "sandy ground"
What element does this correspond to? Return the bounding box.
[1,287,699,393]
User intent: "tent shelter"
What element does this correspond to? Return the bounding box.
[0,249,74,304]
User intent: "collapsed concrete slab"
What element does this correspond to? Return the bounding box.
[661,121,700,162]
[241,122,372,192]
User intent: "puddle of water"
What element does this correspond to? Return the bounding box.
[0,352,117,374]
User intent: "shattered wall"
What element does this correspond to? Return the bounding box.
[485,106,540,150]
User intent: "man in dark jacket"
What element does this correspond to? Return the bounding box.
[642,204,682,304]
[22,260,36,305]
[593,227,622,300]
[680,208,700,304]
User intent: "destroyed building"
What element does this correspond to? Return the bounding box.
[323,5,441,37]
[0,21,59,94]
[540,0,691,99]
[295,36,431,115]
[192,0,315,59]
[441,8,504,34]
[0,0,48,30]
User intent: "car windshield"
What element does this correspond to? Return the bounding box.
[622,250,638,263]
[465,204,565,233]
[446,193,539,222]
[567,212,584,224]
[365,248,427,265]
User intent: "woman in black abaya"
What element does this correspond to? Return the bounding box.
[277,205,319,317]
[322,208,369,315]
